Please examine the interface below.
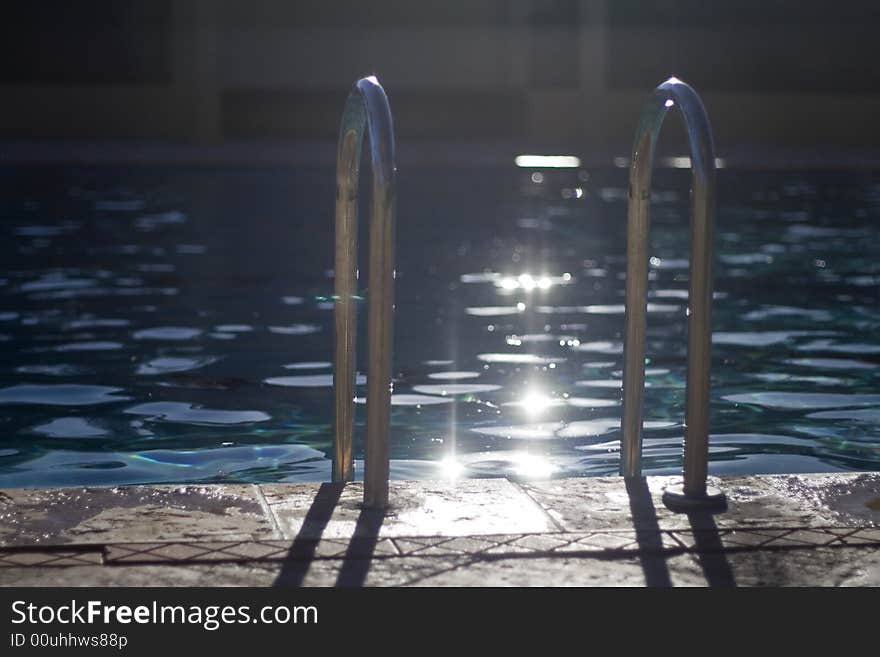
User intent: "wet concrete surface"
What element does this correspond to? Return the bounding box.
[0,473,878,586]
[0,485,273,546]
[261,478,558,539]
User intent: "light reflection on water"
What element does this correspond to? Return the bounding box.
[0,166,878,486]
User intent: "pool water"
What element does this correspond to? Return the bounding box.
[0,165,877,487]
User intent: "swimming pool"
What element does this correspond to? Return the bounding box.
[0,165,877,487]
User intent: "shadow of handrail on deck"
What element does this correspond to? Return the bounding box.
[625,477,736,587]
[625,477,673,587]
[273,482,344,587]
[334,507,385,587]
[685,509,737,588]
[272,482,385,587]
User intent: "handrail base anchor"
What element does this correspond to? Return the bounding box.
[662,484,727,513]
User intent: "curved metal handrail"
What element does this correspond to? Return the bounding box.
[620,77,725,510]
[333,76,396,508]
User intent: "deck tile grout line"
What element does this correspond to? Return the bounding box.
[509,480,567,533]
[6,534,880,569]
[252,484,284,540]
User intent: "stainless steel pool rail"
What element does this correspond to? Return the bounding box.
[621,77,726,511]
[332,76,396,508]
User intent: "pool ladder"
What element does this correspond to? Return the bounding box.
[332,76,396,508]
[330,75,725,511]
[621,77,726,511]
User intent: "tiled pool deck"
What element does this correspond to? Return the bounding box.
[1,473,878,586]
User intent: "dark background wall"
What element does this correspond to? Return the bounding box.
[1,0,879,154]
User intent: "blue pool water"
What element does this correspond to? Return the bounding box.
[0,165,877,487]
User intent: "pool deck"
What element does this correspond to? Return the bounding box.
[1,472,878,586]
